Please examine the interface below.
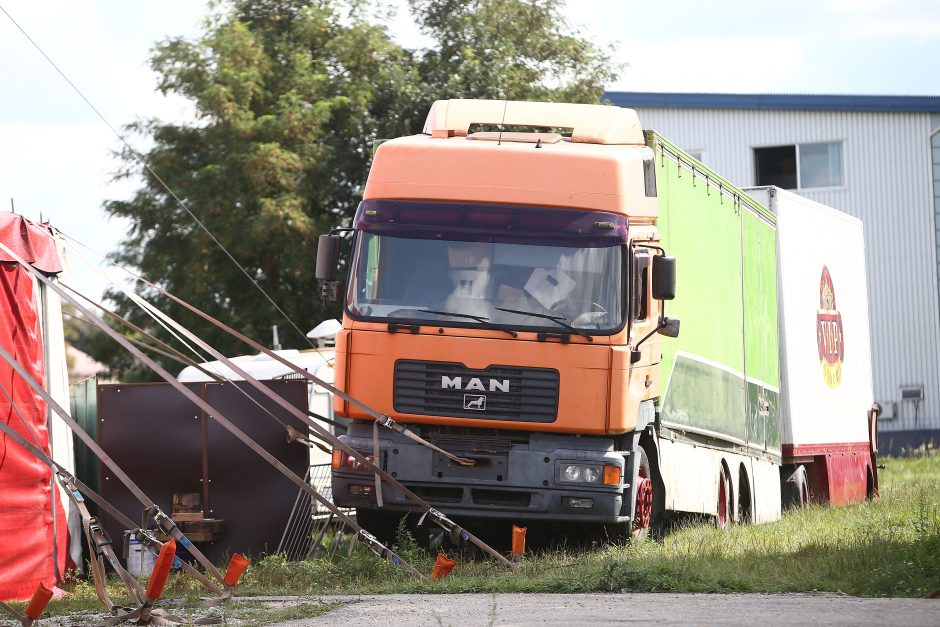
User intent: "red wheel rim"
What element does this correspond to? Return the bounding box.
[717,472,729,528]
[634,469,653,532]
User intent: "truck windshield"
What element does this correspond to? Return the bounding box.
[347,233,623,333]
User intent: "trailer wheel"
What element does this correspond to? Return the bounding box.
[716,465,732,529]
[631,445,654,541]
[783,465,809,510]
[737,465,753,524]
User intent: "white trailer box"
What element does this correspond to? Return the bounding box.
[748,186,876,503]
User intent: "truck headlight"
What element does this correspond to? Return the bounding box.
[562,463,602,484]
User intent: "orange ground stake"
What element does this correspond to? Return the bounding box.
[223,553,250,587]
[431,554,457,580]
[511,525,527,560]
[146,539,177,601]
[24,583,53,619]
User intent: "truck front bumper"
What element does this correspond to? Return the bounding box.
[332,427,637,525]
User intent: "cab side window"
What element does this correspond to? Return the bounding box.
[633,251,650,322]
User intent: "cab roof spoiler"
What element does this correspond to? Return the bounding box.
[422,99,645,146]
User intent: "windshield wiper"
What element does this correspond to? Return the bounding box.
[494,307,594,342]
[424,310,518,338]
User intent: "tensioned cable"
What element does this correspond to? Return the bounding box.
[0,250,430,580]
[61,279,335,454]
[59,229,331,365]
[63,280,334,454]
[13,236,511,567]
[58,232,341,442]
[0,3,316,349]
[62,310,217,376]
[67,243,216,366]
[0,382,143,607]
[0,382,227,597]
[62,234,333,448]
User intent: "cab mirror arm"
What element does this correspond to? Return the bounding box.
[630,245,680,364]
[630,315,680,364]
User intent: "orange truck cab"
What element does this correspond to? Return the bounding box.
[321,99,878,537]
[320,99,671,537]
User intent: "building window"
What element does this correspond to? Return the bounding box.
[754,142,844,189]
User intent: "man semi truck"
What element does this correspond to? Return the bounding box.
[317,100,878,538]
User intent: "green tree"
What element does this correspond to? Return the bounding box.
[95,0,619,378]
[409,0,616,104]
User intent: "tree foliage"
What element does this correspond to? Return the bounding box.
[94,0,619,378]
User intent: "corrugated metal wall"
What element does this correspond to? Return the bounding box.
[629,106,940,433]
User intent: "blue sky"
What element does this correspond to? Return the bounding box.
[1,0,938,300]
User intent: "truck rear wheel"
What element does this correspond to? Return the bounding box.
[716,465,731,529]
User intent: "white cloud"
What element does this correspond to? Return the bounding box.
[609,39,806,93]
[852,18,940,38]
[827,0,895,13]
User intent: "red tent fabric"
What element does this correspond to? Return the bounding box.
[0,214,62,274]
[0,214,67,601]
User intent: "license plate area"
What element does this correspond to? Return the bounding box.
[433,452,508,481]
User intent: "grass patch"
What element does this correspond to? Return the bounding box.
[18,453,940,622]
[236,453,940,598]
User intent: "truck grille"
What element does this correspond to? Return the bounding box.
[394,360,559,423]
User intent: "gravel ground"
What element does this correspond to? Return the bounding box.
[15,593,936,626]
[265,592,940,626]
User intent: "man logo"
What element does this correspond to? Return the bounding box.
[441,376,510,393]
[464,394,486,411]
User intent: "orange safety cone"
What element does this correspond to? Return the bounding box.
[145,539,177,602]
[24,583,53,620]
[431,554,457,580]
[223,553,250,587]
[511,525,526,562]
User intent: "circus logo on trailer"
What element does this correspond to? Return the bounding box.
[816,266,844,388]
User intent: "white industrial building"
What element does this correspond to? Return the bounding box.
[606,92,940,453]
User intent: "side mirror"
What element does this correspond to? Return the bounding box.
[657,316,680,338]
[315,234,342,281]
[651,255,676,301]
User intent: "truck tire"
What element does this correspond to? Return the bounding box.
[716,464,731,529]
[631,444,655,542]
[782,465,809,510]
[737,465,753,523]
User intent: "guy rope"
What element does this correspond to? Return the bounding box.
[3,240,512,577]
[0,374,233,625]
[59,237,515,568]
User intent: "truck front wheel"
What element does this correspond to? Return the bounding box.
[631,445,655,541]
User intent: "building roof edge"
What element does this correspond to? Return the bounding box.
[604,92,940,113]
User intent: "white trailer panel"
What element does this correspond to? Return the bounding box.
[748,186,873,449]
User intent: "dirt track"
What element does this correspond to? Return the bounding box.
[265,592,939,626]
